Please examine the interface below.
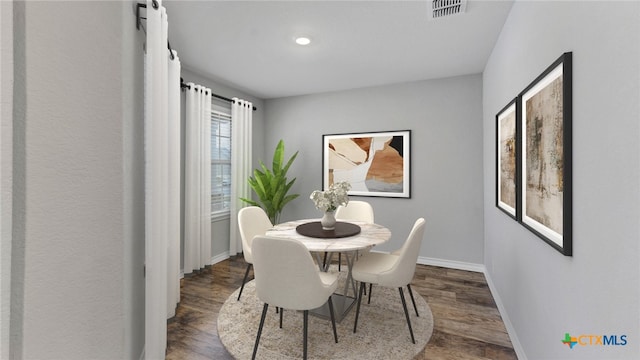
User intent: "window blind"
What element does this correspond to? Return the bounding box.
[211,110,232,213]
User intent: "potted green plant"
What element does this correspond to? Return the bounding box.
[240,140,299,224]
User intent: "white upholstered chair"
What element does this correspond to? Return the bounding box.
[335,200,375,223]
[251,236,339,360]
[334,200,375,271]
[351,218,426,344]
[237,206,273,301]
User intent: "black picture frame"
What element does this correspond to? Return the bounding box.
[518,52,572,256]
[322,130,411,198]
[496,98,520,220]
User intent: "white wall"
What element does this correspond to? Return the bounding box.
[483,1,640,359]
[264,75,485,264]
[10,2,145,358]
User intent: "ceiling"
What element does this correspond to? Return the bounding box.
[163,0,514,99]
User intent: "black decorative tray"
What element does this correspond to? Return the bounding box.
[295,221,361,239]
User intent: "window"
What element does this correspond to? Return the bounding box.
[211,108,232,215]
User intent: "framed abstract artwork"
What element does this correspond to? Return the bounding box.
[496,98,519,219]
[519,52,572,255]
[322,130,411,198]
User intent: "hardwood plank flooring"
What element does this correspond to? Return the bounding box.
[166,256,517,359]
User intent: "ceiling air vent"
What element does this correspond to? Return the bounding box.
[429,0,467,20]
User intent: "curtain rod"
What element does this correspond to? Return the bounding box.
[137,2,257,112]
[181,81,257,111]
[137,3,175,60]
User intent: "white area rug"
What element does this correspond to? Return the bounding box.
[218,271,433,359]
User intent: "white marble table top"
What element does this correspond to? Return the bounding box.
[265,219,391,252]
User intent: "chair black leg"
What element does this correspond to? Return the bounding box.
[407,284,419,317]
[338,253,341,272]
[252,303,269,360]
[399,287,416,344]
[367,283,373,304]
[279,307,283,328]
[303,310,309,360]
[237,263,252,301]
[353,282,365,333]
[327,296,338,343]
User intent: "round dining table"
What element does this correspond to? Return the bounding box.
[265,219,391,322]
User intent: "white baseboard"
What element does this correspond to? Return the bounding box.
[482,270,527,360]
[211,252,230,265]
[417,256,485,273]
[415,256,525,359]
[178,252,231,279]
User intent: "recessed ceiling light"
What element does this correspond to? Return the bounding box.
[295,37,311,46]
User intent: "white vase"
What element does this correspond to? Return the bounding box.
[321,211,336,230]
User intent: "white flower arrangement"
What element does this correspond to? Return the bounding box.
[310,181,352,212]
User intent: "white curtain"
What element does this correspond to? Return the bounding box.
[184,83,212,273]
[229,99,253,256]
[144,0,181,358]
[166,48,181,318]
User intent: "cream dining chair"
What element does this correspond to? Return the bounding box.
[335,200,375,223]
[237,206,273,301]
[351,217,426,344]
[251,235,339,360]
[333,200,375,271]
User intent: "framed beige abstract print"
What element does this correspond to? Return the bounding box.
[322,130,411,198]
[519,52,572,256]
[496,98,519,219]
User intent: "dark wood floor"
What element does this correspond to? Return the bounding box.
[166,256,518,360]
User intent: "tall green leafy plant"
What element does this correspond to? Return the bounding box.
[240,140,299,224]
